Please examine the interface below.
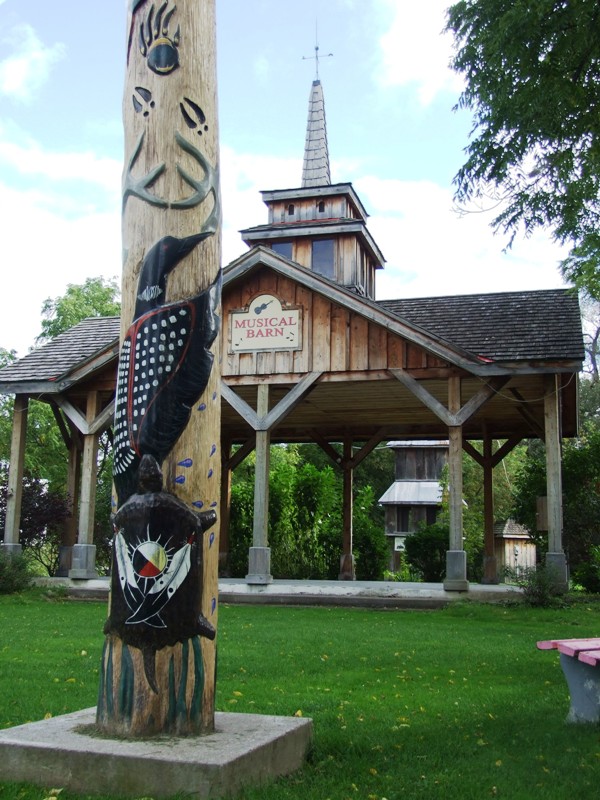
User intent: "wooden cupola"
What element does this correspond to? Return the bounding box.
[239,79,386,299]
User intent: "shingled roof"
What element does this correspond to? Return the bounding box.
[0,286,584,395]
[378,289,584,363]
[0,316,120,390]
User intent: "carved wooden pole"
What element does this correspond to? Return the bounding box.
[97,0,221,736]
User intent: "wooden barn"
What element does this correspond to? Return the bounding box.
[0,77,584,591]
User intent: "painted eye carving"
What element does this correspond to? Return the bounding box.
[140,2,180,75]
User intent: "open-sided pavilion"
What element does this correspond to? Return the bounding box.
[0,78,584,590]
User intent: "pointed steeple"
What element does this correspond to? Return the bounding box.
[301,79,331,187]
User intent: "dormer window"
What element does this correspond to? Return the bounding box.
[287,203,295,216]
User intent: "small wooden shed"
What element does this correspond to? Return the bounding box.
[494,519,537,578]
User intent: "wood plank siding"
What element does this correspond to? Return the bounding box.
[223,267,447,380]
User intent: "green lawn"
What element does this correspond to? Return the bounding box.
[1,590,600,799]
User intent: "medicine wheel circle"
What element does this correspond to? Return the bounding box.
[133,540,168,578]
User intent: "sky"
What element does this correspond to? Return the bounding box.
[0,0,571,356]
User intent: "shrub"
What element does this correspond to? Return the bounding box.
[353,486,389,580]
[404,522,448,582]
[505,563,564,607]
[0,550,32,594]
[383,559,421,582]
[571,545,600,593]
[0,471,69,576]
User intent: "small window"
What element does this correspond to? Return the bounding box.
[287,203,295,216]
[272,241,293,259]
[426,506,438,526]
[311,239,335,279]
[317,200,325,213]
[396,507,411,533]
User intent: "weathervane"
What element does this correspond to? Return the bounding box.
[302,22,332,81]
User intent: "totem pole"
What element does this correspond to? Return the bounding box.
[96,0,221,736]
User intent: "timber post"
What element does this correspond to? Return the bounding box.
[544,374,568,592]
[69,390,100,579]
[1,394,28,558]
[339,436,355,580]
[97,0,221,736]
[481,433,498,584]
[444,375,468,591]
[247,384,273,584]
[57,439,81,576]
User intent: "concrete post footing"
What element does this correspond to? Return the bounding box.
[338,552,356,581]
[545,551,569,593]
[443,550,469,592]
[0,542,23,558]
[68,544,99,580]
[0,707,312,799]
[246,546,273,585]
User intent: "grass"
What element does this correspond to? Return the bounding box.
[1,589,600,799]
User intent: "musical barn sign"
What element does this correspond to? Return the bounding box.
[230,294,302,353]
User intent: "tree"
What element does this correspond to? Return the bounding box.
[2,282,116,492]
[446,0,600,296]
[511,425,600,573]
[0,469,69,576]
[36,276,120,344]
[0,278,120,570]
[404,522,449,582]
[227,443,389,580]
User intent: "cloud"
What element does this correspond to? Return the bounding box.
[353,175,568,300]
[220,145,569,303]
[0,128,121,355]
[0,24,65,103]
[219,142,568,301]
[0,181,121,356]
[0,125,121,194]
[375,0,463,105]
[220,144,302,265]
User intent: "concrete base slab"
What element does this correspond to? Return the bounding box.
[35,576,524,608]
[0,707,313,799]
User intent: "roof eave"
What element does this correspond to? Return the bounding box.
[240,220,386,268]
[0,340,120,396]
[259,183,369,220]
